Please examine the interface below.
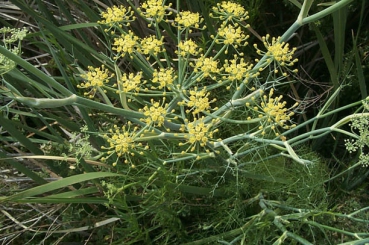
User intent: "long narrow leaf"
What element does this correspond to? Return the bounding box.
[0,117,44,155]
[47,186,99,198]
[332,5,347,74]
[0,172,121,202]
[0,151,47,184]
[0,45,72,96]
[312,25,339,89]
[353,39,367,99]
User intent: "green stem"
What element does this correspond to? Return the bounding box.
[75,96,143,118]
[304,220,368,238]
[301,0,355,25]
[97,87,113,107]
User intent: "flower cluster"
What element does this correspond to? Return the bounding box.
[211,1,249,22]
[102,123,147,165]
[182,118,219,152]
[98,5,135,28]
[246,89,297,136]
[140,99,170,127]
[0,27,28,75]
[215,23,249,48]
[140,0,171,24]
[140,36,164,56]
[193,56,220,79]
[177,39,202,57]
[152,68,177,90]
[174,11,203,31]
[222,56,254,84]
[345,115,369,167]
[112,31,139,58]
[185,87,216,115]
[78,65,114,98]
[254,35,298,74]
[118,72,143,93]
[84,0,301,166]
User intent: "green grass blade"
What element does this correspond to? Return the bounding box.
[0,116,44,155]
[288,0,302,8]
[34,0,59,25]
[10,0,108,67]
[4,70,55,98]
[0,172,121,202]
[0,151,47,185]
[12,196,141,204]
[0,45,72,96]
[351,0,367,99]
[43,112,81,132]
[0,118,63,143]
[74,1,101,22]
[352,36,367,99]
[47,186,99,198]
[59,22,100,31]
[312,24,339,89]
[54,1,77,24]
[332,5,348,74]
[11,197,111,204]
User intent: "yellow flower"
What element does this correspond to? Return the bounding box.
[223,56,253,82]
[106,125,135,156]
[140,99,168,126]
[211,1,249,22]
[246,88,298,135]
[152,68,177,89]
[102,122,147,165]
[78,65,114,97]
[216,23,249,47]
[183,117,219,151]
[140,35,164,56]
[174,11,203,30]
[140,0,170,24]
[112,30,139,57]
[254,35,298,70]
[119,72,142,93]
[185,87,216,115]
[193,55,220,79]
[177,39,202,57]
[98,5,135,27]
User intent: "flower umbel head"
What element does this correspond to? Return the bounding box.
[118,72,143,93]
[185,87,216,115]
[344,115,369,167]
[102,122,146,165]
[139,35,164,56]
[140,99,169,127]
[222,56,254,84]
[112,31,139,58]
[140,0,171,25]
[211,1,249,23]
[1,27,28,43]
[215,23,249,49]
[174,11,204,31]
[0,27,28,75]
[98,5,135,28]
[78,65,114,98]
[182,117,219,152]
[152,68,177,90]
[177,39,202,57]
[193,55,220,79]
[254,35,298,74]
[246,88,298,136]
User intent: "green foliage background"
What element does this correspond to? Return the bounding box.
[1,0,369,244]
